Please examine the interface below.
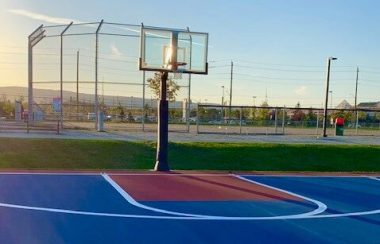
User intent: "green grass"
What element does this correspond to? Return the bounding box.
[0,138,154,169]
[0,138,379,172]
[170,142,380,172]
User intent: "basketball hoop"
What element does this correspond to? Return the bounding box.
[138,25,209,172]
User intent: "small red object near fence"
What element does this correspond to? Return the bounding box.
[335,118,344,126]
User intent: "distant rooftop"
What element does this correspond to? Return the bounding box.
[335,99,352,109]
[357,102,380,108]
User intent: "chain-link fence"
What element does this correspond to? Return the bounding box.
[197,104,380,136]
[28,21,192,133]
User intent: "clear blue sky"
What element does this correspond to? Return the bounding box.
[1,0,379,107]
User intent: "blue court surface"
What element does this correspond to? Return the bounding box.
[0,172,380,243]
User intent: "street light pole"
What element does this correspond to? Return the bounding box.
[323,57,337,137]
[354,67,359,134]
[229,61,233,120]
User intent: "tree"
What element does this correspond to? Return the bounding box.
[127,111,134,122]
[358,111,367,121]
[0,95,15,118]
[143,103,151,117]
[375,112,380,122]
[331,110,354,122]
[257,101,271,122]
[169,108,183,121]
[292,102,305,121]
[109,103,125,121]
[148,73,180,102]
[304,108,317,122]
[278,109,289,122]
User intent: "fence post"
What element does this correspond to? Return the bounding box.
[282,107,285,135]
[186,74,192,133]
[355,111,359,135]
[316,111,319,136]
[196,104,199,134]
[274,108,278,134]
[239,106,243,135]
[142,71,146,132]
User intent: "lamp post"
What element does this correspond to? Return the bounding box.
[322,57,337,137]
[354,67,359,134]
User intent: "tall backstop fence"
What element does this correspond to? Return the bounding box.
[27,21,192,132]
[22,21,380,137]
[196,104,380,136]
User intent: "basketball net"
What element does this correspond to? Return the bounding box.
[173,69,184,79]
[172,62,186,79]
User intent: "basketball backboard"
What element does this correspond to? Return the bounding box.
[139,26,208,74]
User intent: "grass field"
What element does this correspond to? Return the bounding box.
[0,138,379,172]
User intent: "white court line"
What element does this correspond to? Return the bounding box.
[101,173,211,218]
[1,201,380,220]
[368,176,380,181]
[0,202,191,220]
[101,173,327,220]
[233,175,327,217]
[0,174,379,220]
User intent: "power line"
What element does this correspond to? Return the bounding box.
[232,59,357,68]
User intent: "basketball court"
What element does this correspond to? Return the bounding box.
[1,171,380,243]
[6,21,376,244]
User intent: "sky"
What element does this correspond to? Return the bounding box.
[0,0,380,107]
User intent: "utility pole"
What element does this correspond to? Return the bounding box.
[322,57,337,137]
[229,61,233,120]
[76,50,79,115]
[354,66,359,134]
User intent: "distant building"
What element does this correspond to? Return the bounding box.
[335,100,352,109]
[357,101,380,119]
[357,102,380,109]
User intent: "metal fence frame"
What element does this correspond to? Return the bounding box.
[197,104,380,136]
[28,20,193,132]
